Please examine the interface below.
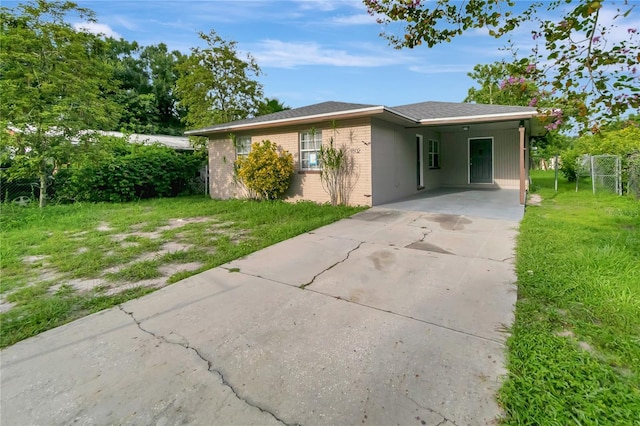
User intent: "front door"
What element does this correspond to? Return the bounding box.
[469,138,493,184]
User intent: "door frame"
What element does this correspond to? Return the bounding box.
[468,137,494,184]
[416,134,424,189]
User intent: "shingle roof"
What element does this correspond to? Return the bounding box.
[392,101,536,121]
[186,101,379,135]
[185,100,538,136]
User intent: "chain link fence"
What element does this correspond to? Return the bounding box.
[0,168,44,206]
[590,155,622,195]
[628,153,640,200]
[575,154,592,193]
[574,154,640,197]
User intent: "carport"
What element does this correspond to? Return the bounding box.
[379,187,524,221]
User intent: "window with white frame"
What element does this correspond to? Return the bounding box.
[428,139,440,168]
[299,130,322,170]
[235,136,251,158]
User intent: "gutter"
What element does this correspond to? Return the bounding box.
[185,105,393,136]
[418,111,538,126]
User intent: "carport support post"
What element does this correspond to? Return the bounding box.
[519,125,526,205]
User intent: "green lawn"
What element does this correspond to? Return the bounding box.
[500,170,640,424]
[0,196,364,348]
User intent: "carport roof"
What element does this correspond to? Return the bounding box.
[392,101,536,121]
[185,100,538,136]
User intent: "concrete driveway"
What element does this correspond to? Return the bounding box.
[1,208,519,426]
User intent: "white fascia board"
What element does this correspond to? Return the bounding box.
[185,106,387,136]
[419,111,538,125]
[381,107,421,123]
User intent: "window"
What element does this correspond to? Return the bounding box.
[299,130,322,170]
[235,136,251,159]
[428,139,440,168]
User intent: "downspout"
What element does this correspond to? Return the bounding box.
[519,124,526,205]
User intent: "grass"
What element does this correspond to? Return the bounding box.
[0,195,364,348]
[499,170,640,424]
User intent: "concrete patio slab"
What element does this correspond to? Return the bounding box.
[1,207,520,426]
[381,188,524,222]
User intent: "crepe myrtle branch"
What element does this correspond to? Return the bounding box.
[365,0,640,133]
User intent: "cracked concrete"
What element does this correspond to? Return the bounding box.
[300,241,364,288]
[1,207,518,425]
[118,305,296,426]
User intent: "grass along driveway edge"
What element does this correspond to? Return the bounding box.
[499,171,640,424]
[0,196,365,348]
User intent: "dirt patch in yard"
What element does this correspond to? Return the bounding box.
[528,194,543,206]
[4,217,234,308]
[103,262,203,296]
[110,217,219,241]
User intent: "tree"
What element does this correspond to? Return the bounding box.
[257,97,290,116]
[104,38,155,133]
[140,43,187,134]
[104,39,186,135]
[0,0,118,207]
[364,0,640,131]
[464,62,541,107]
[175,30,263,129]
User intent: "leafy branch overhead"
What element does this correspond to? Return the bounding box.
[365,0,640,131]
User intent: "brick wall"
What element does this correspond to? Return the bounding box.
[208,118,373,206]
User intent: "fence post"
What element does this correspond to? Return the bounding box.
[554,154,559,192]
[591,155,596,194]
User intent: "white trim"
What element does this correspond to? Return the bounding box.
[383,107,421,123]
[427,138,440,168]
[299,130,322,171]
[186,106,387,135]
[235,135,251,159]
[416,134,424,188]
[468,137,494,184]
[420,111,536,126]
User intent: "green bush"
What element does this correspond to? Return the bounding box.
[56,140,204,202]
[560,126,640,182]
[236,140,293,200]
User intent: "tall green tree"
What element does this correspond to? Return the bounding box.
[175,30,263,129]
[464,63,507,105]
[464,62,543,107]
[140,43,187,134]
[0,0,118,207]
[104,38,155,133]
[103,39,186,135]
[364,0,639,131]
[257,97,290,116]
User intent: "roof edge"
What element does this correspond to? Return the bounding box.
[419,111,538,126]
[185,105,389,136]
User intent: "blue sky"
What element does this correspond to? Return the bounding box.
[9,0,640,110]
[69,0,521,108]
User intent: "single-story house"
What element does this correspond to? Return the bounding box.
[186,101,546,206]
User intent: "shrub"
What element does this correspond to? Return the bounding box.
[56,140,204,202]
[236,140,293,200]
[319,138,355,206]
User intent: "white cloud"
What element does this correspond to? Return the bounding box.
[250,39,411,68]
[596,5,640,44]
[330,13,379,25]
[112,16,139,31]
[408,65,471,75]
[73,22,121,39]
[293,0,362,12]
